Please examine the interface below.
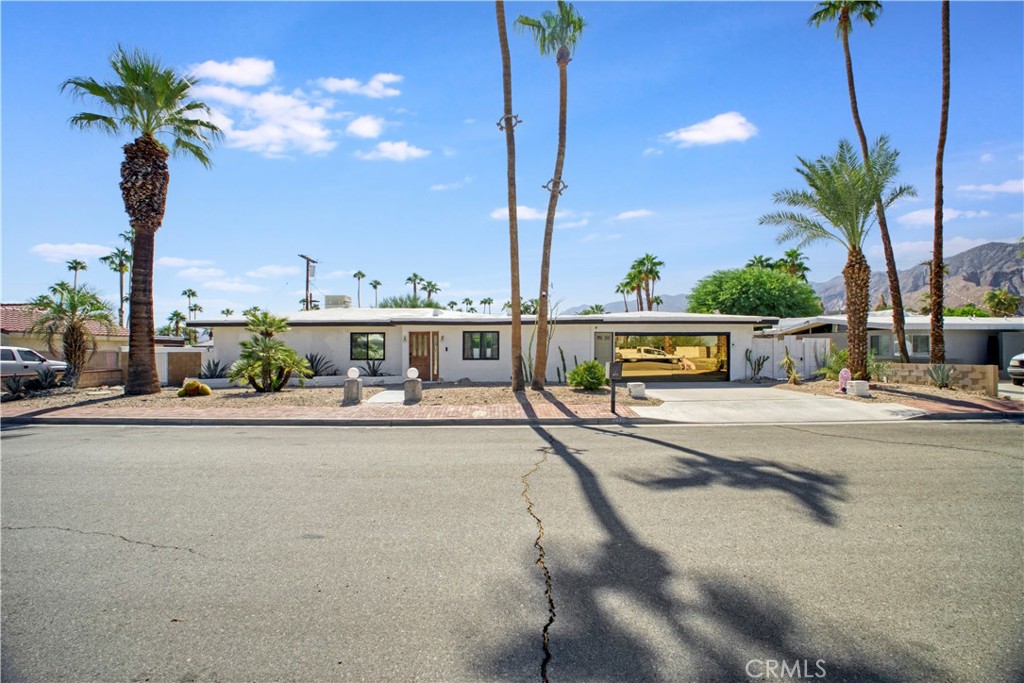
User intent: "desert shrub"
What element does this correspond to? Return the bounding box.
[568,360,607,390]
[3,376,27,398]
[927,364,957,389]
[816,348,888,381]
[199,359,228,379]
[360,359,388,377]
[780,346,800,385]
[227,313,312,392]
[305,352,337,377]
[177,380,212,397]
[34,367,62,389]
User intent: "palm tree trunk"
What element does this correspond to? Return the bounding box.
[931,0,950,364]
[497,0,525,392]
[121,134,168,395]
[117,270,125,327]
[621,290,628,312]
[844,248,871,380]
[531,52,569,390]
[842,21,910,362]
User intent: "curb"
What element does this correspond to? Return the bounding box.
[1,415,667,428]
[909,411,1024,422]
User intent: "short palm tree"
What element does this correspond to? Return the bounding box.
[423,281,440,300]
[984,289,1020,317]
[580,303,605,315]
[516,0,586,389]
[405,273,423,299]
[99,248,131,326]
[66,259,88,288]
[220,308,235,318]
[776,248,810,281]
[810,1,910,362]
[167,310,187,337]
[369,280,382,307]
[352,271,366,307]
[462,297,474,311]
[63,46,221,395]
[447,300,458,311]
[227,311,311,393]
[651,295,663,311]
[746,255,775,269]
[759,137,915,379]
[28,283,115,388]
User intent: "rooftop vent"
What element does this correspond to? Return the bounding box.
[324,295,352,309]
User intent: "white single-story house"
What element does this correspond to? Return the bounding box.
[189,308,779,384]
[758,312,1024,371]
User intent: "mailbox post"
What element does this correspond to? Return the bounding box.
[607,361,623,414]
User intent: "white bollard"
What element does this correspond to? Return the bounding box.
[627,382,646,399]
[847,380,870,397]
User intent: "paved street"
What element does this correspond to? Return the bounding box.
[2,422,1022,682]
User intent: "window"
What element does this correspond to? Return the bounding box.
[351,333,385,360]
[463,331,499,360]
[1,349,14,361]
[910,335,930,356]
[18,349,46,363]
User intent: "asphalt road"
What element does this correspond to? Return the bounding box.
[2,422,1022,683]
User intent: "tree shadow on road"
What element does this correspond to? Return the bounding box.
[474,425,950,682]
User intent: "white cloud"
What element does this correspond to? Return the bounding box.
[203,279,264,293]
[663,111,758,148]
[430,177,473,191]
[956,178,1023,194]
[30,243,110,263]
[612,209,654,221]
[316,73,403,98]
[178,267,226,280]
[193,84,338,157]
[873,236,1007,263]
[897,208,991,227]
[246,265,301,278]
[355,141,430,161]
[643,147,663,157]
[979,153,995,163]
[346,115,385,139]
[491,206,548,221]
[156,257,215,268]
[190,57,274,87]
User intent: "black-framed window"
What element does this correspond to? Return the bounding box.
[463,331,499,360]
[351,332,385,360]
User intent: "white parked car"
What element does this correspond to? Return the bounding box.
[1008,352,1024,386]
[0,346,68,379]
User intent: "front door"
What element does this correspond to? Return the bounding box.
[409,332,439,381]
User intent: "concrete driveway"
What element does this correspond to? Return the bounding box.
[998,380,1023,402]
[632,382,928,424]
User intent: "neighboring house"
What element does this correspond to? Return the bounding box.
[0,303,127,371]
[759,311,1024,371]
[188,308,778,384]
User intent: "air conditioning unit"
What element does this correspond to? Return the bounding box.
[324,295,352,309]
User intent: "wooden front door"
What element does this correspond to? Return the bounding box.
[409,332,439,381]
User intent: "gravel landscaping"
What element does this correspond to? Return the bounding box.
[772,378,998,404]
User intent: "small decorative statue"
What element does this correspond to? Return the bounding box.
[837,368,852,394]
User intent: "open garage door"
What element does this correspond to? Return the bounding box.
[614,333,729,382]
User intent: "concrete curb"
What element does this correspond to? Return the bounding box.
[1,415,668,428]
[909,411,1024,422]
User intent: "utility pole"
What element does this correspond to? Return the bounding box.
[298,254,318,311]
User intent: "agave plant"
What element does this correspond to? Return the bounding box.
[34,367,62,390]
[927,363,957,389]
[305,352,337,377]
[360,359,387,377]
[3,376,27,398]
[199,358,228,379]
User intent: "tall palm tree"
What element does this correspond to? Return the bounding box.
[480,297,495,314]
[776,248,810,281]
[651,295,664,311]
[615,279,631,312]
[189,302,203,319]
[423,281,440,300]
[623,268,643,311]
[497,0,526,391]
[352,271,366,307]
[369,279,382,307]
[62,46,221,395]
[28,283,115,388]
[99,248,132,327]
[220,308,234,317]
[931,0,951,363]
[462,297,474,311]
[633,253,664,310]
[181,288,199,318]
[405,273,423,299]
[66,259,88,288]
[746,255,775,269]
[759,137,915,379]
[516,0,585,390]
[166,310,187,337]
[809,1,910,362]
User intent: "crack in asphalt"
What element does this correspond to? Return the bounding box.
[2,525,208,558]
[521,450,556,682]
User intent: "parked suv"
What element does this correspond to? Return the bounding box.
[1,346,68,378]
[1008,352,1024,386]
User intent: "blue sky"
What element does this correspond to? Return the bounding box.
[3,1,1022,324]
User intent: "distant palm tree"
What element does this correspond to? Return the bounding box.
[423,280,440,300]
[369,279,382,307]
[651,295,663,311]
[520,298,539,315]
[298,298,320,310]
[447,300,459,311]
[624,268,643,311]
[776,248,810,281]
[220,308,234,317]
[189,302,203,318]
[633,253,664,310]
[462,297,474,311]
[931,0,951,363]
[615,279,631,312]
[516,0,586,389]
[28,283,116,387]
[99,247,132,326]
[497,0,526,391]
[167,310,187,337]
[405,273,423,298]
[810,1,910,362]
[480,297,495,314]
[242,306,262,317]
[746,255,775,269]
[352,271,366,307]
[66,259,88,288]
[63,46,220,394]
[759,137,914,379]
[181,288,198,318]
[580,303,605,315]
[984,289,1020,317]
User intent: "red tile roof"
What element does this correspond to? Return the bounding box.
[1,304,129,337]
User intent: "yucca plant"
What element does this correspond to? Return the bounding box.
[780,346,801,385]
[927,363,956,389]
[305,352,337,377]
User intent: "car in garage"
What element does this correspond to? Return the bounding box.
[1008,352,1024,386]
[1,346,68,379]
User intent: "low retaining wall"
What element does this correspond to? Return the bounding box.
[77,369,125,389]
[884,362,998,396]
